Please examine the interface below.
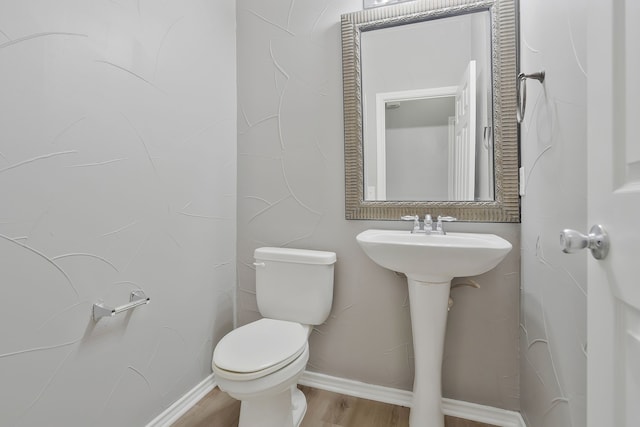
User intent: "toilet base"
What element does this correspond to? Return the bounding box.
[238,385,307,427]
[292,386,307,427]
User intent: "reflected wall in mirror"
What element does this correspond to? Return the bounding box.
[342,0,519,221]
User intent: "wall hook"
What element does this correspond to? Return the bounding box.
[516,71,545,123]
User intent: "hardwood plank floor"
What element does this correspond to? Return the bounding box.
[171,386,499,427]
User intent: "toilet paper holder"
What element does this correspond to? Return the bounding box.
[93,290,150,321]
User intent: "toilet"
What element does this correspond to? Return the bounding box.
[212,247,336,427]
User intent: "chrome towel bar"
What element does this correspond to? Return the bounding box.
[93,290,150,321]
[516,71,545,123]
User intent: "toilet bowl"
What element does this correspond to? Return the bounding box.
[213,319,311,427]
[212,247,336,427]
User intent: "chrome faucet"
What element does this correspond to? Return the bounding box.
[401,214,434,234]
[423,214,433,233]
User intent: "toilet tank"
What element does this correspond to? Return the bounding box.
[254,247,336,325]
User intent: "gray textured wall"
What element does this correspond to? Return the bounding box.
[519,0,588,425]
[0,1,236,425]
[236,0,521,411]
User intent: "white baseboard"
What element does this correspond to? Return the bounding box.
[299,370,413,407]
[441,397,526,427]
[300,371,526,427]
[146,374,216,427]
[147,370,526,427]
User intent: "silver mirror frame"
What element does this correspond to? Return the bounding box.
[342,0,519,222]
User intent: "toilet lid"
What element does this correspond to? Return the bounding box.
[213,318,308,374]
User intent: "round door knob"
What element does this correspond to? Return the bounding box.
[560,224,609,260]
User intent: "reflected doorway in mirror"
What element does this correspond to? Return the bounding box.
[360,12,494,203]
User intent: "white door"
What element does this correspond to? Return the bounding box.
[449,60,476,200]
[587,0,640,426]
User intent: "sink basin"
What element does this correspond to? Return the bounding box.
[356,229,512,282]
[355,228,512,427]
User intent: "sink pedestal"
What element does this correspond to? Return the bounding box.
[407,278,451,427]
[355,229,513,427]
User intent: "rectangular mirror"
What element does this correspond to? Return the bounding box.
[342,0,519,221]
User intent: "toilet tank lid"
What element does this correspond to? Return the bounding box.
[254,247,336,265]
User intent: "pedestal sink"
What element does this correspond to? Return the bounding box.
[356,229,512,427]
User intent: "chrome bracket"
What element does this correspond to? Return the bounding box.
[517,71,545,123]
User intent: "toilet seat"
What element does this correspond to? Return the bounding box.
[213,318,308,381]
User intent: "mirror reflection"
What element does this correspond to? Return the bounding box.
[361,11,493,202]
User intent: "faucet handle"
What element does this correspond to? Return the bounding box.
[401,215,421,233]
[435,216,457,234]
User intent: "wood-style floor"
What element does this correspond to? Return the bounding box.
[172,385,498,427]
